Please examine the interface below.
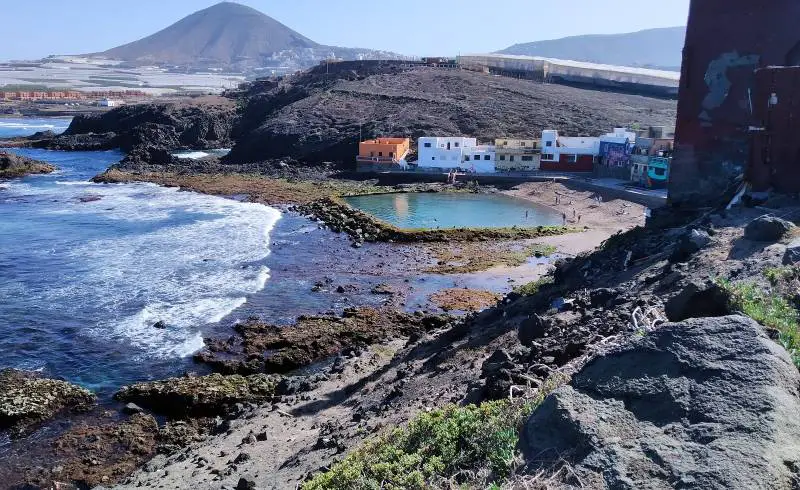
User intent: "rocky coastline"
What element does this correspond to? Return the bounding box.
[0,151,57,179]
[7,63,797,489]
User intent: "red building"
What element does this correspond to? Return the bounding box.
[670,0,800,206]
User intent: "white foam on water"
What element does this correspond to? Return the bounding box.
[0,122,57,129]
[42,183,282,358]
[173,151,210,160]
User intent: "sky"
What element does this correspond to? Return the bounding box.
[0,0,691,61]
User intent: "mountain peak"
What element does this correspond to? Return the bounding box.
[97,2,318,68]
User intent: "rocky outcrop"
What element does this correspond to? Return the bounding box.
[0,151,57,179]
[0,369,95,438]
[745,215,796,242]
[114,373,278,417]
[521,316,800,489]
[32,97,238,162]
[195,307,452,375]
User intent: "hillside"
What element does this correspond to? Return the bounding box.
[94,2,402,71]
[226,62,678,166]
[498,26,686,71]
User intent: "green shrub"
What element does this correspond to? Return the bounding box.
[302,400,535,490]
[513,276,555,296]
[721,279,800,366]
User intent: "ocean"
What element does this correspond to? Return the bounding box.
[0,117,72,138]
[0,146,281,393]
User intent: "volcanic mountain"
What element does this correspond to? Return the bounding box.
[95,2,398,71]
[498,26,686,71]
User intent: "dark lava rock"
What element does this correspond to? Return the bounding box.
[0,369,96,438]
[521,316,800,489]
[783,238,800,265]
[152,320,167,330]
[276,376,316,396]
[670,228,712,262]
[114,373,278,417]
[518,315,549,346]
[0,151,57,179]
[665,280,731,322]
[237,477,257,490]
[744,215,796,242]
[233,452,251,465]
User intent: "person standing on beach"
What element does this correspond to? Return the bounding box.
[562,212,567,225]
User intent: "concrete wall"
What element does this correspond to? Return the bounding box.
[670,0,800,207]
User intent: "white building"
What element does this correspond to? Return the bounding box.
[540,130,599,164]
[98,98,122,107]
[600,127,637,146]
[417,137,496,173]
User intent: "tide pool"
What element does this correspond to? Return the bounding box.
[344,192,563,229]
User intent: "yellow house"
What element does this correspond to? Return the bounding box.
[494,138,541,171]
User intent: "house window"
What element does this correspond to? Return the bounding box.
[542,153,555,161]
[546,141,553,147]
[455,142,460,147]
[389,152,394,158]
[432,156,436,160]
[370,152,375,157]
[503,141,508,146]
[378,152,383,157]
[474,154,481,161]
[464,155,471,161]
[510,155,515,162]
[499,155,506,161]
[520,142,526,147]
[484,155,491,161]
[566,154,578,163]
[521,156,533,162]
[424,142,432,148]
[654,167,666,176]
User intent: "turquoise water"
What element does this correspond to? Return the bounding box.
[344,193,563,229]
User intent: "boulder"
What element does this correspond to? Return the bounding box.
[670,228,713,262]
[664,280,730,322]
[745,215,795,242]
[783,238,800,265]
[521,316,800,489]
[114,373,278,417]
[0,369,96,438]
[518,315,549,346]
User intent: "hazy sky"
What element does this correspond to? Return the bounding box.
[0,0,691,61]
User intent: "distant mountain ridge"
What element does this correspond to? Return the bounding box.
[498,27,686,71]
[92,2,402,72]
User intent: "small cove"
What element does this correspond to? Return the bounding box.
[343,192,563,229]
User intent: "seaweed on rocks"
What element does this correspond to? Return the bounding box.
[194,307,453,375]
[0,369,95,438]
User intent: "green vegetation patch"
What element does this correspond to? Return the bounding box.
[720,279,800,367]
[303,400,534,490]
[513,276,555,296]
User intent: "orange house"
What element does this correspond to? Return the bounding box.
[357,138,410,165]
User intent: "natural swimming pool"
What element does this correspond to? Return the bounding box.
[343,192,563,229]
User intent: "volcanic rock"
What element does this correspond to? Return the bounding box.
[0,369,96,438]
[664,280,730,322]
[114,373,278,417]
[745,215,796,242]
[521,315,800,489]
[0,151,57,179]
